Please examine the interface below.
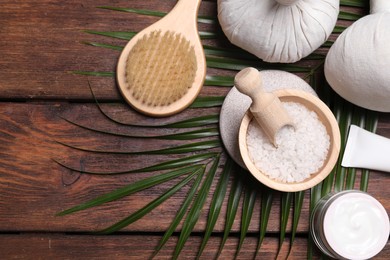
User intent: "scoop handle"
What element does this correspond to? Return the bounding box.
[234,67,294,146]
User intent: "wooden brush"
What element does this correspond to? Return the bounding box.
[117,0,206,117]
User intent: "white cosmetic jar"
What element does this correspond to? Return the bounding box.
[310,190,389,259]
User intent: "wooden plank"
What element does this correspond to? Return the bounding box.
[0,233,389,259]
[0,0,362,101]
[0,0,219,101]
[0,234,309,259]
[0,102,389,236]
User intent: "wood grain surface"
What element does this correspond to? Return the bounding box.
[0,0,389,259]
[1,234,389,259]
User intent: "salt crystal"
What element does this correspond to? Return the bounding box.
[246,102,330,183]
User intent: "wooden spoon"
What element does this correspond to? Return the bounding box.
[117,0,206,117]
[234,67,294,146]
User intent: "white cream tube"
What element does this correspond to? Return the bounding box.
[342,125,390,172]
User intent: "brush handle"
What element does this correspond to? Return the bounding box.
[235,67,294,146]
[169,0,202,24]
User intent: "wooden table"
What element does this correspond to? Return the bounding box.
[0,1,389,259]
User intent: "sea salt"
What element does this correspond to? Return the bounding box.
[246,102,330,183]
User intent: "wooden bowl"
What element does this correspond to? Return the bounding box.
[238,89,341,192]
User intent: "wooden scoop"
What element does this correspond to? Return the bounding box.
[116,0,206,117]
[234,67,294,146]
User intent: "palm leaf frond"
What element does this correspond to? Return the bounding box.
[197,158,233,258]
[190,96,225,108]
[236,182,257,258]
[339,10,364,21]
[83,41,123,50]
[277,192,293,257]
[57,165,203,216]
[72,71,114,77]
[61,117,219,140]
[173,155,220,259]
[153,165,206,258]
[57,139,221,155]
[254,188,274,257]
[97,168,202,234]
[205,75,234,86]
[54,152,218,175]
[340,0,369,7]
[308,183,323,259]
[84,30,135,40]
[289,191,305,257]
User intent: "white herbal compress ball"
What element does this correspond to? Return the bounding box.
[217,0,339,63]
[325,0,390,112]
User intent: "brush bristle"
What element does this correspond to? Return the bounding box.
[125,30,197,107]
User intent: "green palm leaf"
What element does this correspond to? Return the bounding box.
[69,85,220,127]
[90,83,221,126]
[289,191,305,256]
[173,155,220,259]
[205,75,234,86]
[333,25,347,34]
[85,29,218,41]
[57,165,202,216]
[61,117,219,140]
[97,168,201,234]
[197,158,233,258]
[153,166,205,258]
[85,88,220,127]
[57,139,221,155]
[255,189,274,258]
[190,96,225,108]
[277,192,293,256]
[72,71,114,77]
[84,30,136,40]
[54,152,218,175]
[236,181,257,258]
[217,169,243,257]
[204,45,259,60]
[308,183,323,259]
[339,11,363,21]
[161,115,220,128]
[206,56,310,72]
[83,41,123,51]
[340,0,369,7]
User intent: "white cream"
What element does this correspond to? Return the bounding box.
[342,125,390,172]
[323,192,389,259]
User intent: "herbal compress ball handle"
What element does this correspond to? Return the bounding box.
[234,67,294,146]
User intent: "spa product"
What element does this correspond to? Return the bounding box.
[234,68,294,146]
[247,102,330,183]
[217,0,339,63]
[219,70,317,168]
[311,190,389,259]
[342,125,390,172]
[117,0,206,117]
[238,88,340,192]
[325,0,390,112]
